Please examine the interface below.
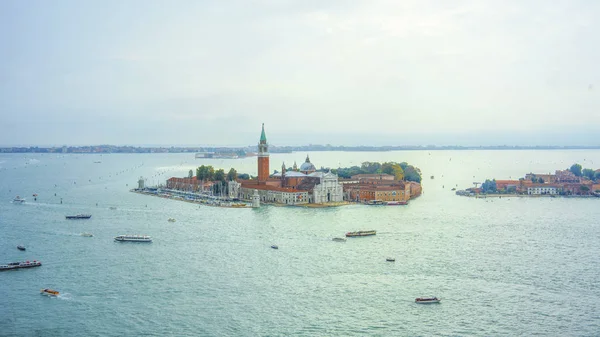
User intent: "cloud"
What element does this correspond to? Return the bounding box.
[0,0,599,145]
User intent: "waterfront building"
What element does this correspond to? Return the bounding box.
[527,184,560,195]
[236,124,344,205]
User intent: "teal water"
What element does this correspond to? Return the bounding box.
[1,151,600,336]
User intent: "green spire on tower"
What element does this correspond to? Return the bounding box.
[260,123,267,143]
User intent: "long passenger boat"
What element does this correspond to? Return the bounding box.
[345,230,377,237]
[114,235,152,242]
[0,260,42,271]
[65,214,92,219]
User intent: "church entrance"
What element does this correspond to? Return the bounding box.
[327,192,331,202]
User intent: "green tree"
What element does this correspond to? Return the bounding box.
[214,168,225,182]
[595,171,600,181]
[196,165,207,181]
[391,163,404,180]
[227,168,238,181]
[361,162,381,174]
[399,162,409,171]
[481,179,497,193]
[188,169,193,178]
[238,173,250,180]
[206,166,215,181]
[582,168,595,180]
[570,163,582,177]
[538,177,544,183]
[404,165,421,183]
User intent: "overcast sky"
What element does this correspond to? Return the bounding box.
[1,0,599,146]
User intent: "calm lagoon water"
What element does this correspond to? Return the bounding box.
[1,150,600,336]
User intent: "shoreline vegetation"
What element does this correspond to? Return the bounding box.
[3,144,600,154]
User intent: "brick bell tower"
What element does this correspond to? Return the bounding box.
[257,123,269,182]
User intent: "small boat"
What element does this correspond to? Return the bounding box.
[430,175,434,179]
[271,245,278,249]
[109,206,117,210]
[65,214,92,219]
[168,218,176,222]
[346,230,376,237]
[386,257,395,262]
[0,260,42,271]
[415,297,441,304]
[385,201,407,206]
[12,196,25,204]
[40,288,60,296]
[17,245,26,251]
[80,233,93,237]
[114,235,152,242]
[366,200,384,205]
[332,237,347,242]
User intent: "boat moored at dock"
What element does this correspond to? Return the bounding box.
[346,230,377,237]
[0,260,42,271]
[385,201,407,206]
[65,214,92,219]
[114,235,152,242]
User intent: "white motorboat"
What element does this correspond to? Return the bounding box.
[114,235,152,242]
[415,297,440,304]
[12,196,25,204]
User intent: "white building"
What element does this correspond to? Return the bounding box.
[308,171,344,203]
[527,185,559,195]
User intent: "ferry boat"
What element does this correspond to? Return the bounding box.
[17,245,26,251]
[41,288,60,296]
[12,196,25,204]
[65,214,92,219]
[345,230,377,237]
[114,235,152,242]
[415,297,440,304]
[385,201,407,206]
[332,237,347,242]
[0,260,42,271]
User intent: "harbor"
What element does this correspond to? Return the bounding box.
[131,187,251,208]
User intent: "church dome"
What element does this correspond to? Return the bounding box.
[300,155,316,172]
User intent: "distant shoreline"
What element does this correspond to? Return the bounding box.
[2,145,600,154]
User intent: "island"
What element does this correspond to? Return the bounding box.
[456,164,600,197]
[132,124,423,208]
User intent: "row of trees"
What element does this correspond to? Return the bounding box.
[331,161,422,183]
[569,163,600,181]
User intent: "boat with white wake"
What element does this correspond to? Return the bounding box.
[12,196,25,204]
[41,288,60,296]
